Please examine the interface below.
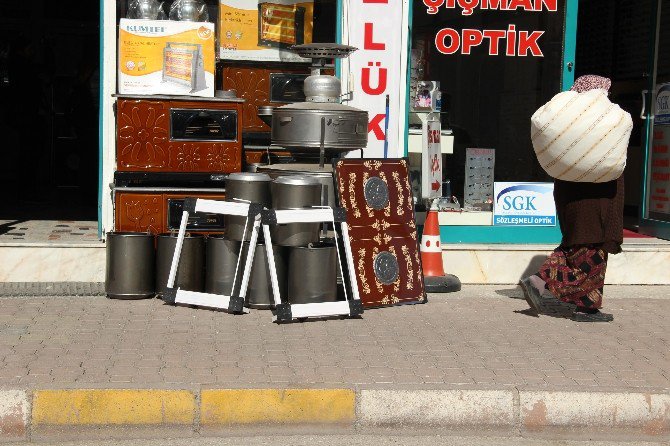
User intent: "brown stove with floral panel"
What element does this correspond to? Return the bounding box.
[220,64,333,165]
[115,190,227,235]
[335,159,426,308]
[220,64,310,133]
[115,95,244,173]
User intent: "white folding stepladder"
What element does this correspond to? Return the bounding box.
[260,206,364,323]
[162,197,264,314]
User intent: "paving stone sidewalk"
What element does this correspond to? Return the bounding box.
[0,286,668,389]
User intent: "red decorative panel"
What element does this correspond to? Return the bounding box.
[117,101,170,170]
[116,98,243,173]
[335,159,426,308]
[115,193,164,234]
[223,67,270,132]
[221,65,316,132]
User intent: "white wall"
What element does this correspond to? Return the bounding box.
[101,0,118,238]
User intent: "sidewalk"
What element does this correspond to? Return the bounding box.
[0,286,669,441]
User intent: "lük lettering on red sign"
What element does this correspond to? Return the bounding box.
[362,61,387,95]
[360,1,390,142]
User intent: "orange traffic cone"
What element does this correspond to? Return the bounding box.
[420,207,461,293]
[420,209,446,277]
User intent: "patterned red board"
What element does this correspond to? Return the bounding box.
[335,159,426,308]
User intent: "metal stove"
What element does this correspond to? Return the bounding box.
[267,43,368,167]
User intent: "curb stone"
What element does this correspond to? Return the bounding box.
[0,282,105,297]
[0,390,29,441]
[2,388,668,442]
[519,391,670,436]
[358,389,515,428]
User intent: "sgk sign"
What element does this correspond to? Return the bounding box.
[493,182,556,226]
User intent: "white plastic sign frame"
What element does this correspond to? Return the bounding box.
[260,207,364,323]
[163,198,263,313]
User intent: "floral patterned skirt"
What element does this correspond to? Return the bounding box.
[538,246,608,309]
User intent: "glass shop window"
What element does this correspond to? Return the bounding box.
[412,1,566,204]
[115,0,336,143]
[115,1,336,46]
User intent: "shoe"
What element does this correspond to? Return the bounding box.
[519,278,545,314]
[571,309,614,322]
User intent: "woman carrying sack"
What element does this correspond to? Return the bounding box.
[520,75,632,322]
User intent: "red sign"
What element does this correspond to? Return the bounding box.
[423,0,558,57]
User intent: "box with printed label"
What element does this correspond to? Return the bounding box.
[118,19,215,97]
[219,0,314,62]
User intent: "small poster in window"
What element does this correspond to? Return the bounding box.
[463,148,495,210]
[219,0,314,62]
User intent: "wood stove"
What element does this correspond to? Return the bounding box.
[113,94,246,234]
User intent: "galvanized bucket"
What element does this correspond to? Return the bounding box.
[105,232,156,299]
[205,235,245,296]
[155,233,205,296]
[287,241,337,304]
[246,242,287,309]
[270,175,322,247]
[225,172,272,241]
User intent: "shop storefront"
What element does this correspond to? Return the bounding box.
[402,0,573,244]
[98,0,573,241]
[94,0,670,243]
[1,0,667,284]
[100,0,342,238]
[337,0,670,247]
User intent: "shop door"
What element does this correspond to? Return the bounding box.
[640,0,670,239]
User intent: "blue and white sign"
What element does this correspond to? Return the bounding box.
[493,182,556,226]
[656,83,670,125]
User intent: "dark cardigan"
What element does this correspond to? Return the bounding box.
[553,175,624,254]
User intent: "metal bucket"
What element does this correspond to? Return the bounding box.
[225,172,272,241]
[205,235,245,296]
[258,164,336,208]
[155,233,205,296]
[287,241,337,304]
[270,175,322,247]
[245,242,287,309]
[105,232,156,299]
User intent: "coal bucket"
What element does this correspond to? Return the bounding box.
[287,241,337,304]
[205,235,245,296]
[155,233,205,296]
[245,242,287,309]
[270,175,322,247]
[225,172,271,241]
[105,232,156,299]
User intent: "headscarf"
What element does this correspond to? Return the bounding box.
[570,75,611,93]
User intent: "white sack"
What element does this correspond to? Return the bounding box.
[530,89,633,183]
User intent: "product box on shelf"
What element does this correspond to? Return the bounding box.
[218,0,314,62]
[118,18,215,97]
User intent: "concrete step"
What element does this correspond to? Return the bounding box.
[441,239,670,284]
[0,238,667,284]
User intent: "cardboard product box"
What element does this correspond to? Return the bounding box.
[118,19,215,97]
[219,0,314,62]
